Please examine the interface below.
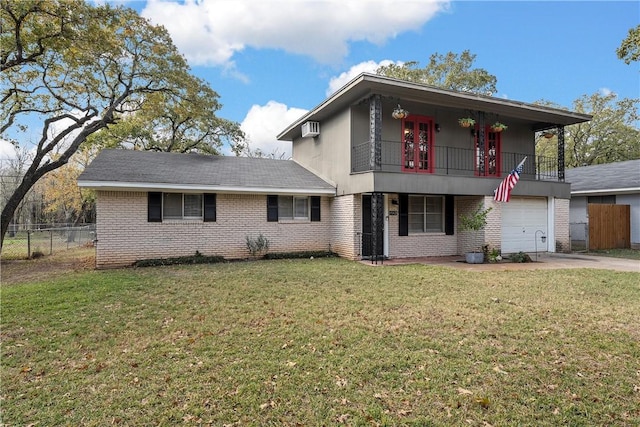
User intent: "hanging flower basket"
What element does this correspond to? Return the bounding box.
[490,122,508,132]
[392,104,409,120]
[458,118,475,128]
[542,130,557,139]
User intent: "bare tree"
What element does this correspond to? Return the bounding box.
[0,1,243,248]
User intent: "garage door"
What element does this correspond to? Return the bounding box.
[501,197,548,253]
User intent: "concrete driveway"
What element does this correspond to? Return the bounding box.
[367,253,640,273]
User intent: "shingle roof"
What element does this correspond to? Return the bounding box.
[77,149,335,195]
[565,159,640,194]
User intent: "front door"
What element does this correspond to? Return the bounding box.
[362,194,384,259]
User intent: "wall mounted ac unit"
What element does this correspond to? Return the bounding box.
[301,121,320,138]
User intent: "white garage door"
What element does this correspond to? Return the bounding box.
[501,197,548,253]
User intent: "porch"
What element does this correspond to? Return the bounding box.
[352,140,560,181]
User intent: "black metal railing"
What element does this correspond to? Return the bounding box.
[352,140,560,181]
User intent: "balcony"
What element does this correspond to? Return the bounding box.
[351,140,561,181]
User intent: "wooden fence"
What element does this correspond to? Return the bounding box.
[588,204,630,250]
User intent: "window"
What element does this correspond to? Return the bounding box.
[278,196,309,220]
[267,195,321,222]
[148,192,216,222]
[475,128,501,177]
[408,195,444,233]
[163,193,202,219]
[402,115,434,173]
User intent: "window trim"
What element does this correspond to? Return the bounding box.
[267,195,321,222]
[163,193,203,220]
[407,195,445,234]
[147,192,216,222]
[399,194,454,236]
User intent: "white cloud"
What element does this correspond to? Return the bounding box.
[0,139,18,164]
[326,59,403,96]
[240,101,308,158]
[142,0,447,67]
[599,87,613,96]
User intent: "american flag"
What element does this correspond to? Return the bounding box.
[494,157,527,202]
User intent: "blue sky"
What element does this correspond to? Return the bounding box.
[1,0,638,160]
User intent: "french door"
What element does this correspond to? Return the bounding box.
[402,115,434,173]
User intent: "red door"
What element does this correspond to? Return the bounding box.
[402,116,434,173]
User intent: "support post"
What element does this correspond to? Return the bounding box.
[557,125,565,181]
[477,111,486,175]
[369,95,382,170]
[371,192,384,264]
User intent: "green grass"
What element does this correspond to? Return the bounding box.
[2,259,639,426]
[586,248,640,260]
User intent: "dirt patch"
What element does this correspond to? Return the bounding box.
[1,246,95,286]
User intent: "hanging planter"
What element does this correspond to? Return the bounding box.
[458,117,475,128]
[542,130,557,139]
[392,104,409,119]
[490,122,508,132]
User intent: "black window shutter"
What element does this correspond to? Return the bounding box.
[444,195,454,235]
[310,196,321,222]
[398,193,408,236]
[267,195,278,222]
[204,193,216,222]
[148,192,162,222]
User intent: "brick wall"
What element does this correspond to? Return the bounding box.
[554,197,570,253]
[95,191,331,268]
[456,196,487,254]
[329,194,360,259]
[484,196,502,252]
[387,193,458,259]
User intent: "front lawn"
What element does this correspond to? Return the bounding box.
[2,259,639,426]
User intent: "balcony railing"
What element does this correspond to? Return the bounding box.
[351,140,561,181]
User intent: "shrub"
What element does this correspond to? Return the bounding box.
[510,251,531,263]
[263,251,337,260]
[459,205,492,253]
[485,246,502,263]
[30,250,45,259]
[245,234,270,258]
[133,251,225,267]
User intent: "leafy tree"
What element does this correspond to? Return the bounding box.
[36,148,96,225]
[0,0,244,248]
[87,79,245,155]
[565,93,640,167]
[617,25,640,65]
[535,92,640,167]
[376,50,498,95]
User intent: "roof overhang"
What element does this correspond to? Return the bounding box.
[571,187,640,196]
[277,73,592,140]
[77,180,336,196]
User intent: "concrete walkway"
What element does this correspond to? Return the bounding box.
[363,253,640,273]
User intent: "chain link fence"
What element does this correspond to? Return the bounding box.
[1,224,96,260]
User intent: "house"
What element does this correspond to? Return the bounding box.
[78,73,591,268]
[565,160,640,250]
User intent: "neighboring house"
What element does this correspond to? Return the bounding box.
[565,160,640,250]
[79,73,591,268]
